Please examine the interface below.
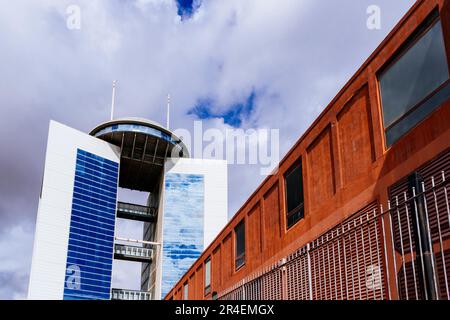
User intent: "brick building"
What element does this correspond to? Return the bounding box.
[165,0,450,300]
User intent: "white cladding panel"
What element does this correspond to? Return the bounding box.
[28,121,120,300]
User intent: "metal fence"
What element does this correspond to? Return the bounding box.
[219,171,450,300]
[386,171,450,300]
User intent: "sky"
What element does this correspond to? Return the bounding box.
[0,0,415,299]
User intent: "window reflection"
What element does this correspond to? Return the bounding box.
[379,13,449,146]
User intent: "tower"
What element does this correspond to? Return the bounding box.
[28,118,227,300]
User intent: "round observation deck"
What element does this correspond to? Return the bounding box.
[90,118,189,192]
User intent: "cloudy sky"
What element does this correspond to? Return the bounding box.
[0,0,415,299]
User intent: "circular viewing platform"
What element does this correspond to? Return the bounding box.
[90,118,189,192]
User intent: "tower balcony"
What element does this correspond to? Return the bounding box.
[116,201,156,222]
[111,288,152,300]
[114,243,153,263]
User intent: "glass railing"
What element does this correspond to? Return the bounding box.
[114,244,153,261]
[111,288,152,300]
[117,202,156,220]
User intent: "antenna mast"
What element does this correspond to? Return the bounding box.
[110,80,117,121]
[166,94,170,130]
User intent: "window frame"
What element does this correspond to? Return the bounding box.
[183,281,188,300]
[234,220,246,271]
[377,9,450,147]
[284,160,305,230]
[204,257,211,296]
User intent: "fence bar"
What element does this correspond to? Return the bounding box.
[332,235,338,300]
[403,191,419,299]
[322,239,327,299]
[388,201,400,298]
[349,224,355,299]
[431,176,449,299]
[356,223,362,300]
[307,243,313,300]
[380,204,392,300]
[366,212,374,299]
[421,181,439,299]
[412,186,428,300]
[395,196,408,300]
[327,237,332,299]
[360,216,368,299]
[337,235,344,300]
[373,209,383,300]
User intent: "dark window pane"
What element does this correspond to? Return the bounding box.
[285,163,303,213]
[386,81,450,145]
[379,17,450,146]
[235,221,245,269]
[285,162,304,228]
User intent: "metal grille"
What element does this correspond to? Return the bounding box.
[308,203,385,300]
[286,246,310,300]
[386,149,450,300]
[386,171,450,300]
[219,203,386,300]
[219,264,284,300]
[218,154,450,300]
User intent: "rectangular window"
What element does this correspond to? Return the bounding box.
[379,10,450,146]
[285,161,305,229]
[204,257,211,295]
[235,220,245,270]
[183,282,188,300]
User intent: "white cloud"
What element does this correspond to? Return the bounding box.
[0,225,34,299]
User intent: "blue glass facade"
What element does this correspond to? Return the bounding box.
[63,149,119,300]
[161,173,204,298]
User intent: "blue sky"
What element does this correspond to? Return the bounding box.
[176,0,198,18]
[188,90,256,127]
[0,0,415,299]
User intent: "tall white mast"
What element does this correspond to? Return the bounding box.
[166,93,170,130]
[110,80,117,121]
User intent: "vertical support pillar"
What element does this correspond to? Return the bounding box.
[281,258,288,300]
[408,172,437,300]
[307,243,313,300]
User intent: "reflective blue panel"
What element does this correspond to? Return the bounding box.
[161,173,204,298]
[72,202,116,217]
[68,244,114,259]
[70,215,115,230]
[75,176,118,193]
[72,209,115,224]
[63,149,118,300]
